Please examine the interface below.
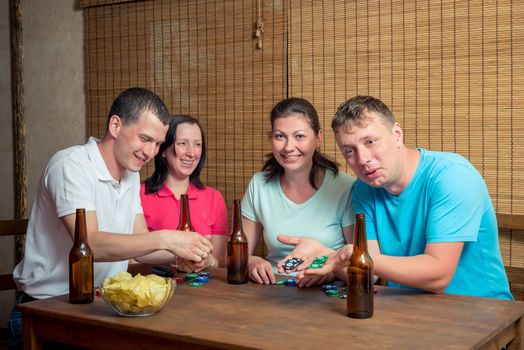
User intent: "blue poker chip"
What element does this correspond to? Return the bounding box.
[284,279,297,287]
[194,276,209,283]
[198,271,212,278]
[321,283,338,290]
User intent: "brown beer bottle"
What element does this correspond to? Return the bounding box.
[227,200,249,284]
[177,194,195,231]
[69,208,94,304]
[347,213,374,318]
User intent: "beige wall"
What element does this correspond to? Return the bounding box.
[0,0,85,326]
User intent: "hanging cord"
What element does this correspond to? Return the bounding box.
[255,0,264,49]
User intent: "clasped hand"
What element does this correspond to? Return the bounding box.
[174,253,217,273]
[166,230,213,266]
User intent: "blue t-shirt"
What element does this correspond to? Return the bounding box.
[242,170,355,273]
[353,149,512,300]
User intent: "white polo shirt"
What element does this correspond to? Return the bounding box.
[13,137,143,299]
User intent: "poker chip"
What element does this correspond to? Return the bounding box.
[194,276,209,283]
[307,256,329,269]
[283,278,297,287]
[307,263,323,269]
[321,283,338,290]
[314,256,328,264]
[188,282,203,287]
[339,294,348,299]
[282,257,305,271]
[325,289,340,297]
[175,277,184,284]
[184,273,198,281]
[198,271,212,279]
[275,280,286,285]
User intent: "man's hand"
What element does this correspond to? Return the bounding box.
[248,256,276,285]
[163,230,213,262]
[175,254,218,273]
[298,245,352,278]
[276,235,333,273]
[296,272,336,288]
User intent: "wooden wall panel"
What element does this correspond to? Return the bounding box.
[85,0,287,209]
[289,0,524,216]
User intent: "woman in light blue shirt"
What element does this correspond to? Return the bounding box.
[242,98,355,287]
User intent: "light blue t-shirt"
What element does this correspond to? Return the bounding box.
[353,149,512,300]
[242,170,355,273]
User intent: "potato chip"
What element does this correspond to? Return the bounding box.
[101,273,172,314]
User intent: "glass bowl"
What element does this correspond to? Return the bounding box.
[99,277,175,317]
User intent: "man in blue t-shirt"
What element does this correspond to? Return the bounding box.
[277,95,512,299]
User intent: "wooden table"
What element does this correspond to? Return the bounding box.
[19,268,524,350]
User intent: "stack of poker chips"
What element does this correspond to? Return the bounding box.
[184,271,212,287]
[322,283,348,299]
[322,283,339,297]
[307,255,328,269]
[282,257,305,271]
[275,278,298,287]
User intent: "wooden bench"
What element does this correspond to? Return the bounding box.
[0,219,28,291]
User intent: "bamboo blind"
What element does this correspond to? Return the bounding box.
[289,0,524,214]
[83,0,286,205]
[83,0,522,277]
[288,0,523,278]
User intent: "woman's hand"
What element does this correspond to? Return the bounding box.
[276,235,334,273]
[248,256,276,285]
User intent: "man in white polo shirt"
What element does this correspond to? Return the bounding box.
[8,88,213,349]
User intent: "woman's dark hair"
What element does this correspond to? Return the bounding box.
[144,115,207,194]
[262,97,338,189]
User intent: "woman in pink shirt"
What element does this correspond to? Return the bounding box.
[140,115,228,272]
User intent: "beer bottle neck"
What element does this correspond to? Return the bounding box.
[178,194,193,229]
[354,216,368,252]
[74,209,87,246]
[232,200,243,234]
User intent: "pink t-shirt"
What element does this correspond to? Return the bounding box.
[140,182,228,236]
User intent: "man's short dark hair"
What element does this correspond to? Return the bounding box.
[107,87,171,126]
[332,95,396,131]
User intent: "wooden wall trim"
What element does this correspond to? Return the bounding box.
[497,213,524,232]
[10,0,27,262]
[79,0,139,9]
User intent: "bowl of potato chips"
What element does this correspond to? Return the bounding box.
[99,272,175,316]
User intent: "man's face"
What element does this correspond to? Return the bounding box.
[334,111,404,193]
[113,110,168,173]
